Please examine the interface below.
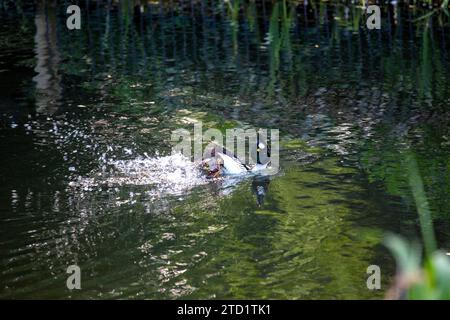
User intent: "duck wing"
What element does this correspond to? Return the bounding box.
[250,162,270,172]
[217,152,248,175]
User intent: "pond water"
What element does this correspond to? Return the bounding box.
[0,0,449,299]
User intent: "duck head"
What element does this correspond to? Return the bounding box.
[256,135,271,165]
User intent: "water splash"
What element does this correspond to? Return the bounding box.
[71,153,209,200]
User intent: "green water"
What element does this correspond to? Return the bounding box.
[0,0,449,299]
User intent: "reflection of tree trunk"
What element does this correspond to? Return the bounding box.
[33,0,62,115]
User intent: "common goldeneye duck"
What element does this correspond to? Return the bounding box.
[201,138,271,177]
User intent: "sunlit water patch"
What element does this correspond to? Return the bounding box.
[70,153,209,200]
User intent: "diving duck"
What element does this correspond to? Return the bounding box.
[201,138,271,178]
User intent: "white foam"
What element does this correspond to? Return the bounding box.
[71,153,209,199]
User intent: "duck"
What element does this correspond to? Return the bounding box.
[201,138,271,178]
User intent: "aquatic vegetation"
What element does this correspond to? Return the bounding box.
[385,155,450,299]
[385,234,450,299]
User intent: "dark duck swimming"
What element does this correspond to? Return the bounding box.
[201,135,272,178]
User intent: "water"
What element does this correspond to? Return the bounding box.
[0,0,449,299]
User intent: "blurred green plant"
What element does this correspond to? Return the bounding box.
[385,234,450,299]
[384,154,450,300]
[414,0,450,21]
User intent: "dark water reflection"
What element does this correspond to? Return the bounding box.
[0,0,449,299]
